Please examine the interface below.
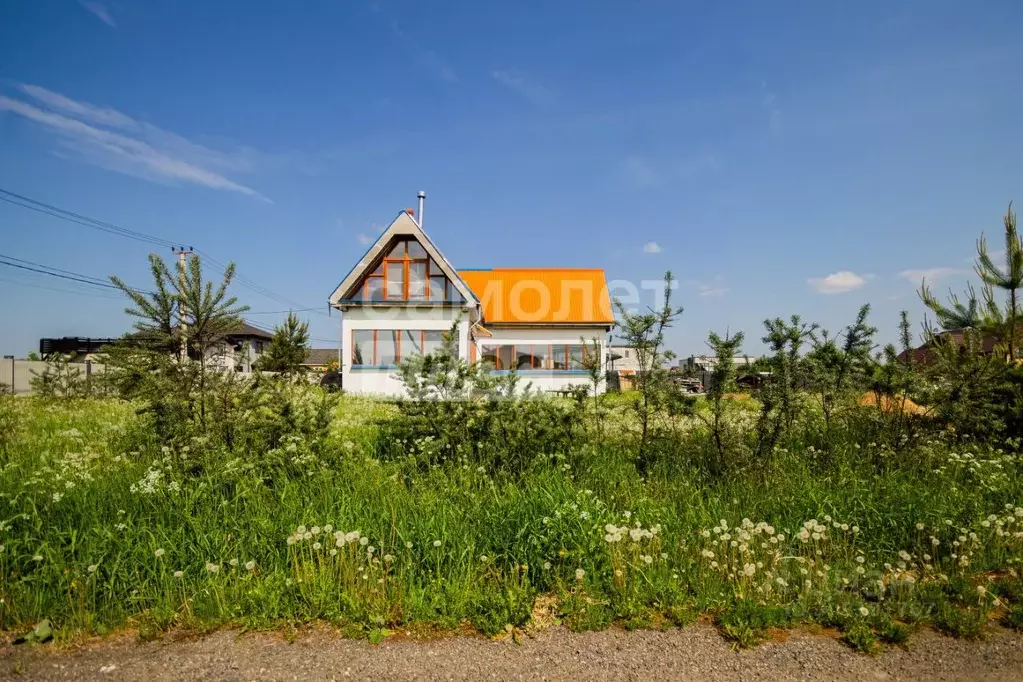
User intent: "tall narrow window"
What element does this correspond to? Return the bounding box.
[352,330,374,366]
[402,330,423,356]
[378,331,398,365]
[385,263,403,298]
[498,346,515,370]
[409,262,427,300]
[423,330,446,356]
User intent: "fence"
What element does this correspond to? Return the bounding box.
[0,360,105,396]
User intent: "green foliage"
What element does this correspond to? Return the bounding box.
[613,271,685,470]
[10,214,1023,649]
[255,312,310,375]
[806,304,877,439]
[716,600,792,648]
[29,353,86,399]
[920,202,1023,360]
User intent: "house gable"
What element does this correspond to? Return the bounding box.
[329,210,478,308]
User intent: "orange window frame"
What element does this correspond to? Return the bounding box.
[351,329,434,366]
[359,239,448,301]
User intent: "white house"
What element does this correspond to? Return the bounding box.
[328,195,614,397]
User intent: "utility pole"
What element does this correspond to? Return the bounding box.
[172,247,194,363]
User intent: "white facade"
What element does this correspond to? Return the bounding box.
[476,325,608,393]
[329,201,613,398]
[341,306,472,396]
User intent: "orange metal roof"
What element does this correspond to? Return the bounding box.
[458,268,614,325]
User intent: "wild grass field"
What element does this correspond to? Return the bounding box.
[2,386,1022,653]
[6,211,1023,653]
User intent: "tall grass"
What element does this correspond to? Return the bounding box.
[1,391,1021,648]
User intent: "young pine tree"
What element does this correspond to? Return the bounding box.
[109,252,248,429]
[613,272,684,466]
[257,312,311,376]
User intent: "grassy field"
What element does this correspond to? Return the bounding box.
[1,390,1022,651]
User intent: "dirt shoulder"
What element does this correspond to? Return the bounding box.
[4,623,1023,681]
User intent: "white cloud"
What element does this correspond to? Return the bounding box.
[808,271,869,294]
[698,284,729,297]
[0,86,270,200]
[78,0,115,27]
[491,70,555,105]
[356,233,373,246]
[897,267,966,283]
[642,241,663,254]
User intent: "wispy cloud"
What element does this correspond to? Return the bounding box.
[491,70,555,105]
[78,0,115,27]
[642,241,663,254]
[0,85,271,200]
[621,153,722,188]
[698,284,729,297]
[808,271,869,294]
[897,267,967,283]
[356,233,374,246]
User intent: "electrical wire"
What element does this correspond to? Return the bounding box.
[0,189,180,248]
[0,254,154,296]
[0,186,330,314]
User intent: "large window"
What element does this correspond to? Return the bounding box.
[353,238,464,302]
[350,329,452,366]
[480,344,594,370]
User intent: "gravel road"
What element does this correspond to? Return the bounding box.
[4,623,1023,681]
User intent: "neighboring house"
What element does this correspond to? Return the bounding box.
[897,327,1007,365]
[203,322,272,373]
[39,337,118,363]
[681,355,759,373]
[303,348,340,372]
[328,197,615,397]
[681,354,759,391]
[608,344,644,373]
[38,322,272,373]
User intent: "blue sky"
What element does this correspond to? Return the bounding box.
[1,0,1022,358]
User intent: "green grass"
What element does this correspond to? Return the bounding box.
[1,392,1022,650]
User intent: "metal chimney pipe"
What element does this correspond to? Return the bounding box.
[417,191,425,228]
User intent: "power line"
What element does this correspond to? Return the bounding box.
[0,275,126,301]
[0,254,152,295]
[245,307,321,315]
[0,186,329,315]
[0,188,180,249]
[197,249,330,317]
[243,319,338,344]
